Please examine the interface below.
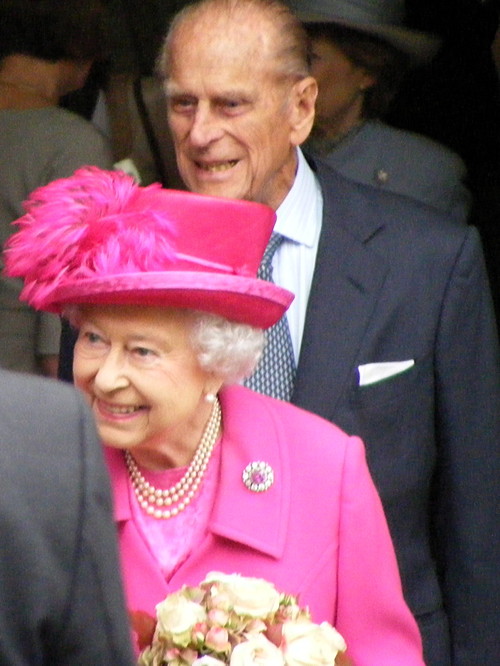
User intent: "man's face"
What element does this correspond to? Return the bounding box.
[165,13,308,210]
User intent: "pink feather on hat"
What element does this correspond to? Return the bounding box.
[3,167,294,328]
[5,167,177,309]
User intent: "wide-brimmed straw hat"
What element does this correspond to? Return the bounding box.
[3,167,293,329]
[287,0,440,65]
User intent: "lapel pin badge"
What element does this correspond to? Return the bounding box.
[242,461,274,492]
[374,168,389,185]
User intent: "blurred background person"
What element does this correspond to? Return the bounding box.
[0,367,135,665]
[0,0,114,377]
[390,0,500,326]
[288,0,470,223]
[60,0,187,190]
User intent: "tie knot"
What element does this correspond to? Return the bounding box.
[258,232,284,280]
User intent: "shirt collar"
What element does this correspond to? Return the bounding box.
[275,148,322,248]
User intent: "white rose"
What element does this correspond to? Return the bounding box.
[282,619,347,666]
[204,572,281,618]
[155,591,207,646]
[230,634,285,666]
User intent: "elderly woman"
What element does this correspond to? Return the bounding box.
[5,167,425,665]
[288,0,470,223]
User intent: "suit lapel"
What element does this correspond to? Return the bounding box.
[292,165,389,420]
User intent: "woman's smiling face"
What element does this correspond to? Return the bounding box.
[73,305,219,468]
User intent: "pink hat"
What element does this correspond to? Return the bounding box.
[3,167,293,329]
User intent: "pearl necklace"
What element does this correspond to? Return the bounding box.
[124,397,221,519]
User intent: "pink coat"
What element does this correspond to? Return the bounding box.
[106,385,424,665]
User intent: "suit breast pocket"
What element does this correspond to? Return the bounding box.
[344,354,435,520]
[352,354,431,409]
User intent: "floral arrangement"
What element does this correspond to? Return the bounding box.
[136,572,347,666]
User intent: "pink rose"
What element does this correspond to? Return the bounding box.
[208,608,230,627]
[205,626,231,654]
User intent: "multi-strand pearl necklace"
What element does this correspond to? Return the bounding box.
[124,397,221,519]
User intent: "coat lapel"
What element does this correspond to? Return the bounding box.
[292,164,389,420]
[208,387,291,560]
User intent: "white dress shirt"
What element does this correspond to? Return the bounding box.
[273,148,323,363]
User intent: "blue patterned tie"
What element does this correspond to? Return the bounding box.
[244,232,296,400]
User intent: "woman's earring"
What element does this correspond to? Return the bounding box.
[205,392,216,403]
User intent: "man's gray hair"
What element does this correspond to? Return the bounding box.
[158,0,311,81]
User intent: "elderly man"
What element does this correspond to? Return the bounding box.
[157,1,500,665]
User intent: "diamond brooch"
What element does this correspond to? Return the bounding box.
[242,461,274,492]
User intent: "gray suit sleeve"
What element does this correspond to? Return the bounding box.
[51,390,135,665]
[0,373,135,665]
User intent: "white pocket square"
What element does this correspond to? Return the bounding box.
[358,360,415,386]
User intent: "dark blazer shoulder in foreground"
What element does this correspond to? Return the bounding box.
[292,159,500,666]
[0,370,134,665]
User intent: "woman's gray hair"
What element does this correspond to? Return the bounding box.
[189,311,264,385]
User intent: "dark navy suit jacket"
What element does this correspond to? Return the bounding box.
[292,160,500,666]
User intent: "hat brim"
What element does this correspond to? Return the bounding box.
[41,272,294,329]
[301,12,441,65]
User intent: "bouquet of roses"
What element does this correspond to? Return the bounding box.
[135,572,347,666]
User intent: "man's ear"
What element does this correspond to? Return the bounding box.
[289,76,318,147]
